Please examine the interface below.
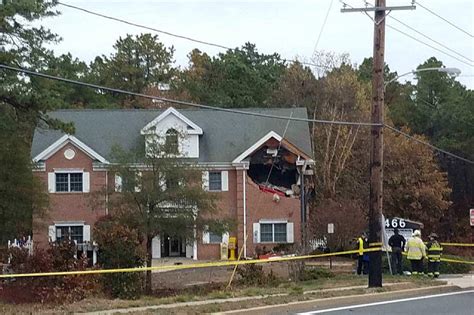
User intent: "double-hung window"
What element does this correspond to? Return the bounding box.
[56,226,84,244]
[55,173,83,192]
[260,223,287,243]
[209,231,223,243]
[209,172,222,191]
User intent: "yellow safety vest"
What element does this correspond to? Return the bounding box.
[427,241,443,262]
[358,237,365,256]
[406,237,426,260]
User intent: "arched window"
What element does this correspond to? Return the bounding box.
[165,129,179,154]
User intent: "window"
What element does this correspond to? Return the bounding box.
[260,223,287,243]
[55,173,83,192]
[209,231,223,244]
[209,172,222,191]
[56,226,84,244]
[165,129,179,154]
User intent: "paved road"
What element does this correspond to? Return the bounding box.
[298,290,474,315]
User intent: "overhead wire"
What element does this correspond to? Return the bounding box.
[340,1,474,68]
[56,1,330,70]
[384,125,474,165]
[415,1,474,38]
[361,1,473,64]
[0,63,379,127]
[313,0,335,54]
[3,65,472,165]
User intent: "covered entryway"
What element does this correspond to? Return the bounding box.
[152,234,195,259]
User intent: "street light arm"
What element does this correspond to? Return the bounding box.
[384,67,461,87]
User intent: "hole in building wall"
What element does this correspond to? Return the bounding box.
[247,145,300,198]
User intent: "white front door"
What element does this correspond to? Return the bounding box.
[152,235,161,259]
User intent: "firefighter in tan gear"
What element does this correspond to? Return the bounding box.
[426,233,443,278]
[405,230,427,275]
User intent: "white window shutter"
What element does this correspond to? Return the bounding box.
[286,222,294,243]
[114,174,122,192]
[253,223,260,243]
[135,171,142,192]
[48,225,56,242]
[83,225,91,242]
[202,231,210,244]
[222,232,230,244]
[202,171,209,191]
[48,173,55,193]
[221,171,229,191]
[83,172,90,193]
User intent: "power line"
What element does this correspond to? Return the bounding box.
[313,0,335,54]
[415,1,474,38]
[387,14,473,64]
[57,1,330,70]
[340,1,473,68]
[0,63,379,127]
[361,0,473,63]
[386,24,473,68]
[384,124,474,165]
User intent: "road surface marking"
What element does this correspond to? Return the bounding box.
[298,289,474,314]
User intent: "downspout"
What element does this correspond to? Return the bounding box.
[105,169,109,215]
[243,169,247,258]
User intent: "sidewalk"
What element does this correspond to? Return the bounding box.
[439,274,474,288]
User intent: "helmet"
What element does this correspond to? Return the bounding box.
[429,233,438,239]
[413,230,421,237]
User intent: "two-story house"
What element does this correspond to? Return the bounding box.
[31,107,314,262]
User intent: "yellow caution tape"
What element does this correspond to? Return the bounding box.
[369,242,383,247]
[440,257,474,265]
[401,252,474,265]
[0,247,381,279]
[439,243,474,247]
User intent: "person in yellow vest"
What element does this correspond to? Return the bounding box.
[405,229,427,275]
[426,233,443,278]
[356,232,369,275]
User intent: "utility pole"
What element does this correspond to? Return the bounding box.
[341,1,415,287]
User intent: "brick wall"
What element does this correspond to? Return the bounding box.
[33,144,107,247]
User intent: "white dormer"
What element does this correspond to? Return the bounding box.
[141,107,203,158]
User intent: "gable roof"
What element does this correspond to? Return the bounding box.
[33,134,108,163]
[140,107,203,135]
[31,107,313,163]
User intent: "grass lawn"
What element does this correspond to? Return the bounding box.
[0,273,446,314]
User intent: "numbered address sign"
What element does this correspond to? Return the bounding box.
[385,218,406,229]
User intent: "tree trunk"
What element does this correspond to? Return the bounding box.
[145,235,153,294]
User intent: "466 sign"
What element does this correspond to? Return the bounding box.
[385,218,406,228]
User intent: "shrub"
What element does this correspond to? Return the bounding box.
[94,215,145,299]
[300,267,335,281]
[237,264,279,286]
[1,240,98,304]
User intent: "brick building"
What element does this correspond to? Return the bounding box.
[31,107,314,261]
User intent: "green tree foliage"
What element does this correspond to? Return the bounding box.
[90,33,176,108]
[0,105,48,245]
[108,135,228,294]
[386,57,474,241]
[176,43,286,107]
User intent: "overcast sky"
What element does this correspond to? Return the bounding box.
[41,0,473,88]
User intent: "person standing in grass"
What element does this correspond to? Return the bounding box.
[405,230,427,275]
[426,233,443,278]
[388,228,406,275]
